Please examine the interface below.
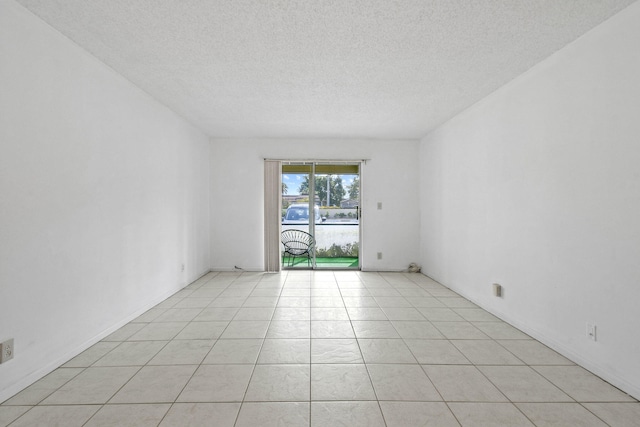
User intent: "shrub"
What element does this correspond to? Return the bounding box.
[316,242,359,258]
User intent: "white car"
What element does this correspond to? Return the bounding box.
[282,204,325,224]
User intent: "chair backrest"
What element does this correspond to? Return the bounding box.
[281,229,315,251]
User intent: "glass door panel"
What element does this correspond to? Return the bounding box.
[314,165,359,269]
[281,164,313,268]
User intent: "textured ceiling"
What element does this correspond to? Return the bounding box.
[16,0,638,139]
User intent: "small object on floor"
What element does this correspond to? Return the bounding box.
[408,262,421,273]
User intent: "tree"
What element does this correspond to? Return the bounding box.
[298,175,345,206]
[298,176,310,195]
[347,176,359,200]
[282,182,288,195]
[331,176,345,206]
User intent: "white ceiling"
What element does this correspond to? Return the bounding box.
[16,0,638,139]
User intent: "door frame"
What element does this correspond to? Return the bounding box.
[279,160,361,270]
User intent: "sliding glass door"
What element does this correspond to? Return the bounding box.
[281,162,360,269]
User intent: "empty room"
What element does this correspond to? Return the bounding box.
[1,0,639,425]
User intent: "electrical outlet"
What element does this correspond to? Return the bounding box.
[586,323,597,341]
[0,339,14,363]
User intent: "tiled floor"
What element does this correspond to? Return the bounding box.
[2,271,639,426]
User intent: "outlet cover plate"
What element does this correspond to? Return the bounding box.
[0,339,14,363]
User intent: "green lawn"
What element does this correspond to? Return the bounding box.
[283,256,359,269]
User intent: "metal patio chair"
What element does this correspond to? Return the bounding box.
[281,229,315,267]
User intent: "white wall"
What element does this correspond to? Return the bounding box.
[0,0,210,401]
[419,2,640,398]
[210,139,420,271]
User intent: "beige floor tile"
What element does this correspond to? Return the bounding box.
[148,340,214,365]
[310,307,349,320]
[281,289,311,297]
[110,365,197,403]
[311,364,376,400]
[159,403,240,427]
[243,296,279,307]
[431,322,490,339]
[342,296,379,307]
[534,366,636,402]
[438,297,477,308]
[178,365,254,402]
[417,307,464,321]
[410,297,448,308]
[7,405,100,427]
[311,338,364,364]
[479,366,572,402]
[41,367,139,405]
[517,402,609,426]
[277,297,311,308]
[346,307,388,320]
[352,320,400,338]
[245,365,311,401]
[62,342,120,368]
[134,308,167,323]
[250,289,282,297]
[311,401,385,427]
[220,288,253,297]
[339,289,371,297]
[311,321,355,338]
[266,320,310,338]
[451,340,523,365]
[449,402,534,427]
[374,296,413,307]
[358,339,417,363]
[272,308,311,320]
[405,339,470,365]
[380,401,460,427]
[233,307,276,320]
[311,296,345,307]
[258,339,310,364]
[172,298,214,308]
[153,308,203,322]
[202,339,263,364]
[367,364,441,401]
[208,297,247,308]
[498,340,573,365]
[236,402,310,427]
[381,307,426,321]
[220,320,270,339]
[367,288,402,297]
[128,322,188,341]
[173,321,228,340]
[3,368,84,405]
[102,323,146,341]
[0,406,31,426]
[391,321,444,339]
[583,402,640,426]
[193,307,239,321]
[454,308,500,322]
[84,403,170,426]
[189,289,224,299]
[93,340,167,366]
[474,322,531,340]
[422,365,507,402]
